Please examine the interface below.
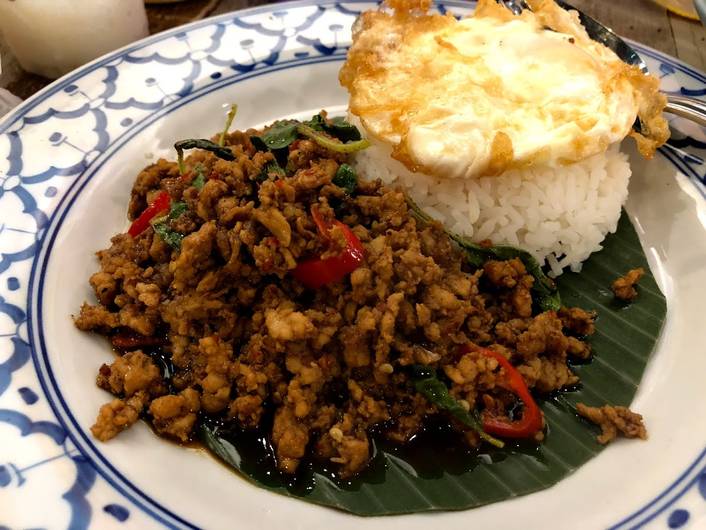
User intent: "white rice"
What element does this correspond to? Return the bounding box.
[352,138,631,277]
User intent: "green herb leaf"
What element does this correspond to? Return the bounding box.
[296,123,370,153]
[152,222,184,249]
[167,201,187,220]
[410,366,504,448]
[174,138,235,174]
[150,201,187,249]
[332,163,358,195]
[257,160,287,182]
[253,116,367,154]
[405,195,561,312]
[304,114,362,141]
[268,160,287,177]
[260,120,300,150]
[250,135,269,152]
[405,196,434,225]
[326,116,362,142]
[303,113,326,131]
[192,168,206,191]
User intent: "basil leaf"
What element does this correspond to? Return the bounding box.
[268,160,286,177]
[261,120,299,150]
[326,116,362,142]
[192,169,206,191]
[333,163,357,195]
[174,138,235,173]
[304,113,326,131]
[258,160,287,182]
[411,366,504,448]
[150,201,187,249]
[153,222,184,249]
[174,139,235,160]
[253,116,365,154]
[250,135,269,152]
[296,124,370,153]
[167,201,188,220]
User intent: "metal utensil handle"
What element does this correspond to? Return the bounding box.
[665,94,706,127]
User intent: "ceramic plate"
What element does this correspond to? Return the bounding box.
[1,1,705,528]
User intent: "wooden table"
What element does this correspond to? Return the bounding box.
[1,0,705,101]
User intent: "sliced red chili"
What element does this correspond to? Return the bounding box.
[128,191,170,237]
[292,206,365,289]
[111,330,166,351]
[462,345,543,439]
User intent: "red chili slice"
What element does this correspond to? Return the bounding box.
[461,345,543,439]
[292,206,365,289]
[128,191,170,237]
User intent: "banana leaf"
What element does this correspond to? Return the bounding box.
[200,210,666,515]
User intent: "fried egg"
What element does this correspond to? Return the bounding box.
[340,0,668,179]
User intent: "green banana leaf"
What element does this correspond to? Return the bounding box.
[200,210,666,515]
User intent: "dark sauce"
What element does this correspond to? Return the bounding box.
[197,411,543,497]
[197,406,384,495]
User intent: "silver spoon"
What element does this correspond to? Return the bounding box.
[499,0,706,127]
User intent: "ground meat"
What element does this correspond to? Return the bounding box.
[516,311,568,359]
[316,394,381,478]
[272,406,310,473]
[118,304,159,336]
[577,403,647,444]
[149,388,201,442]
[197,336,234,414]
[135,282,161,307]
[384,394,433,443]
[96,350,166,398]
[483,258,523,288]
[265,302,315,342]
[229,395,263,427]
[74,303,120,331]
[170,221,216,292]
[567,336,591,359]
[611,267,645,301]
[77,115,607,478]
[443,349,500,391]
[90,272,117,306]
[328,430,369,478]
[91,392,148,441]
[558,306,596,336]
[532,358,579,393]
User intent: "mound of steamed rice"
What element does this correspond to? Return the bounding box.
[352,139,631,277]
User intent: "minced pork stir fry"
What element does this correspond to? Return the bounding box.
[74,111,646,478]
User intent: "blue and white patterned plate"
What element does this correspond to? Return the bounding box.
[1,1,705,528]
